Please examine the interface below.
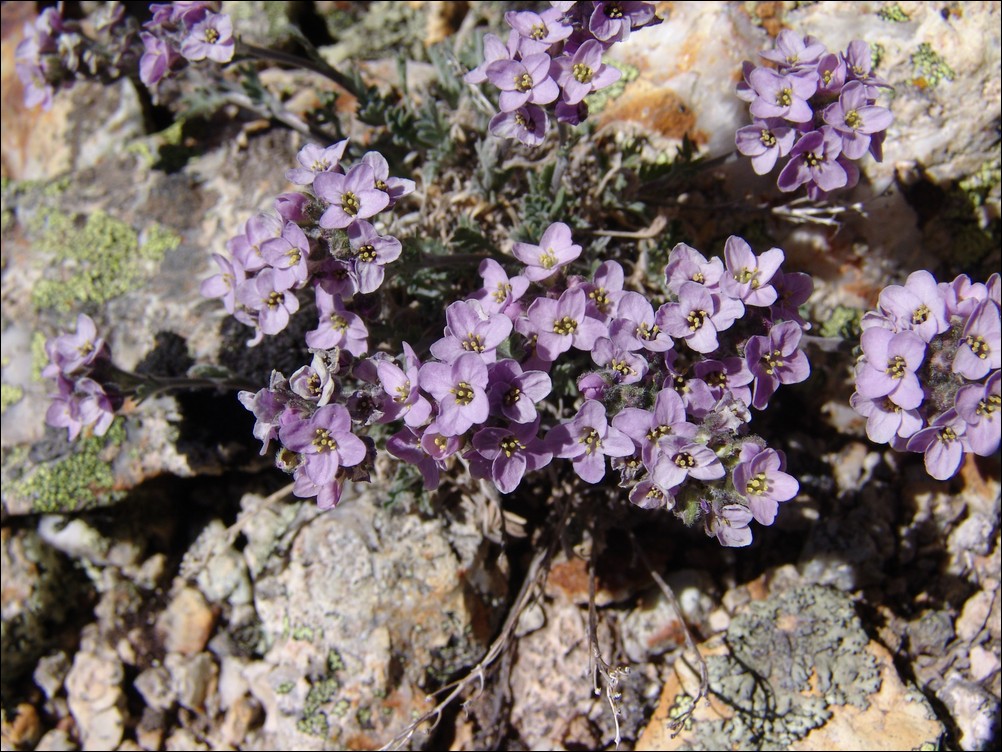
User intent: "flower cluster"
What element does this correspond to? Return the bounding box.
[465,1,660,145]
[139,1,234,88]
[851,272,1001,480]
[735,31,894,199]
[15,4,140,111]
[242,222,812,547]
[201,140,414,346]
[42,314,118,441]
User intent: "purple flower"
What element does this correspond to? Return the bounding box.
[472,418,552,493]
[748,67,817,123]
[236,269,299,336]
[577,260,627,320]
[662,281,744,354]
[555,40,621,105]
[464,31,519,85]
[179,12,234,63]
[843,40,890,95]
[526,287,607,362]
[664,243,723,294]
[306,289,368,356]
[286,141,347,186]
[875,270,950,342]
[745,320,810,409]
[953,300,1001,380]
[816,52,847,95]
[770,271,813,326]
[612,388,696,466]
[279,404,366,485]
[609,291,672,352]
[732,445,798,526]
[487,359,551,424]
[591,337,647,384]
[854,328,926,410]
[705,503,755,547]
[720,236,784,308]
[261,221,311,289]
[512,222,582,281]
[274,192,311,223]
[777,127,850,195]
[292,473,343,511]
[486,53,560,112]
[386,427,442,490]
[376,343,433,428]
[429,300,513,364]
[315,164,390,230]
[418,352,490,436]
[505,8,572,55]
[346,220,402,294]
[238,379,288,455]
[46,376,115,441]
[139,31,179,87]
[42,314,106,378]
[471,259,529,317]
[545,400,633,483]
[361,151,416,207]
[906,410,970,481]
[849,392,924,445]
[954,371,1001,457]
[735,118,796,175]
[759,30,826,71]
[693,357,754,408]
[588,1,657,43]
[650,436,725,490]
[489,104,549,145]
[628,480,675,510]
[823,81,893,160]
[289,354,336,406]
[201,253,245,314]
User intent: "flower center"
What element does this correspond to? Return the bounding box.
[330,314,348,332]
[589,287,611,313]
[966,334,990,359]
[760,129,776,147]
[393,381,410,403]
[205,27,220,44]
[462,333,485,353]
[646,424,671,442]
[514,72,534,92]
[572,63,594,84]
[673,452,695,469]
[822,69,834,85]
[341,191,360,216]
[452,381,475,406]
[880,397,901,413]
[804,151,823,168]
[761,349,785,376]
[553,316,578,336]
[637,322,660,340]
[645,485,664,502]
[604,2,624,19]
[286,248,302,265]
[776,87,793,107]
[312,428,337,453]
[500,436,525,457]
[911,304,930,325]
[686,309,707,331]
[530,23,548,40]
[611,359,635,377]
[355,244,377,263]
[307,374,322,396]
[504,386,522,406]
[745,471,770,496]
[885,354,908,379]
[937,426,958,444]
[493,281,512,303]
[844,109,862,129]
[266,291,283,309]
[735,268,761,288]
[311,158,330,172]
[976,395,1001,417]
[375,178,388,191]
[579,428,602,454]
[691,272,705,284]
[539,250,558,269]
[705,370,727,389]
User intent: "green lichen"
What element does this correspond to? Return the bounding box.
[296,711,330,738]
[911,43,954,88]
[29,208,179,312]
[31,332,49,382]
[0,384,24,413]
[275,681,295,695]
[877,3,910,22]
[291,624,318,642]
[675,586,882,751]
[331,698,350,717]
[585,61,640,115]
[6,418,127,514]
[818,305,863,340]
[297,676,340,737]
[327,649,345,673]
[958,155,1002,208]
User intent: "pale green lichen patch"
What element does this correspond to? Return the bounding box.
[910,43,954,88]
[296,676,340,737]
[818,305,863,340]
[5,418,127,514]
[585,61,639,115]
[877,3,910,22]
[31,332,49,382]
[676,586,880,751]
[27,208,180,311]
[0,384,24,413]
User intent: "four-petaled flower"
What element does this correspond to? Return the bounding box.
[512,222,582,281]
[279,404,366,485]
[732,444,799,525]
[418,353,491,436]
[472,418,553,493]
[546,400,634,483]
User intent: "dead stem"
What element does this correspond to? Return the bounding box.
[627,529,709,736]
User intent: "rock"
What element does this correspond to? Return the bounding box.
[164,651,217,711]
[33,728,78,752]
[636,585,943,751]
[134,666,175,712]
[156,586,216,656]
[621,570,717,663]
[33,651,71,701]
[64,649,126,751]
[937,672,1001,752]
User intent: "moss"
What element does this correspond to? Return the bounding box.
[818,305,863,340]
[910,43,954,88]
[0,384,24,413]
[877,3,910,22]
[675,586,881,751]
[6,418,127,514]
[28,208,179,312]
